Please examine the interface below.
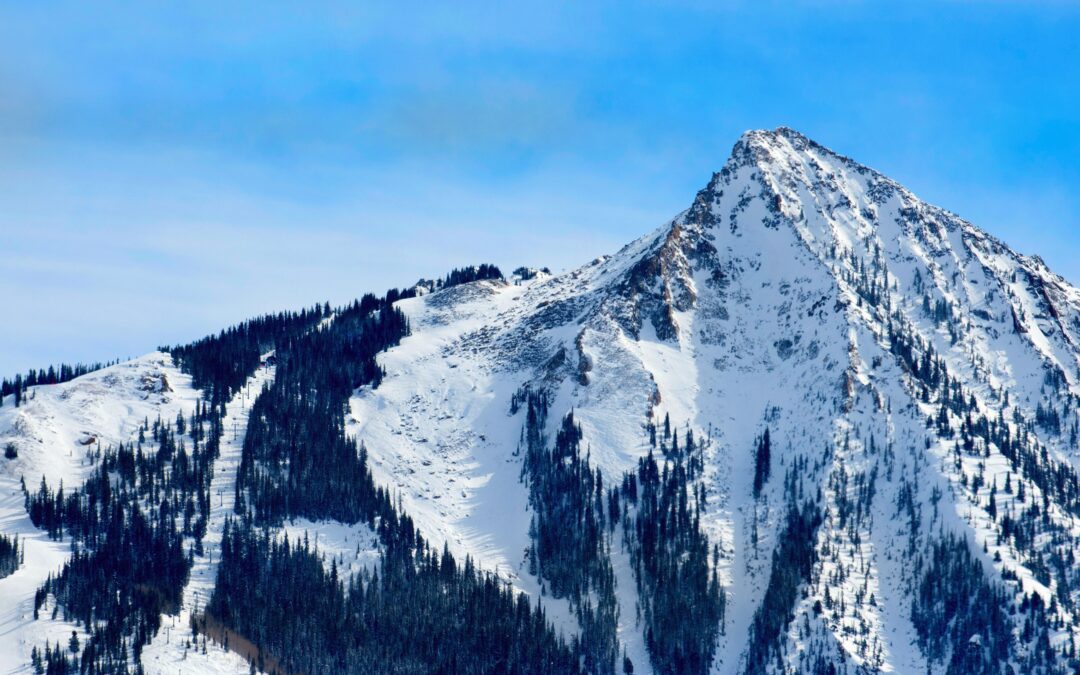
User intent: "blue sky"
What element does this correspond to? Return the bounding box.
[1,1,1079,375]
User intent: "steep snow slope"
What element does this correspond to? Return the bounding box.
[350,128,1080,673]
[6,128,1080,674]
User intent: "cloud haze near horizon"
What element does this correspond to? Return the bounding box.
[2,1,1079,374]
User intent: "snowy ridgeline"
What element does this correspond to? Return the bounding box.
[7,128,1080,673]
[0,354,209,673]
[349,128,1080,673]
[0,354,383,675]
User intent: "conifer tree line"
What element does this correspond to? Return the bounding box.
[16,269,583,673]
[208,519,579,674]
[842,239,1080,524]
[0,532,20,578]
[30,638,85,675]
[617,414,725,675]
[910,533,1078,674]
[518,392,726,675]
[878,264,1080,653]
[911,534,1012,674]
[413,263,504,293]
[211,285,583,673]
[21,293,367,672]
[511,266,552,281]
[166,304,328,409]
[234,291,411,525]
[743,473,822,675]
[519,393,619,673]
[1,360,119,408]
[25,404,225,673]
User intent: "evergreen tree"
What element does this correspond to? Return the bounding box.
[753,428,771,497]
[0,533,19,579]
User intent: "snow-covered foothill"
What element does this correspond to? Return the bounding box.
[0,353,203,674]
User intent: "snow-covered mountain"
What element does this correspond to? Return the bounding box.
[5,127,1080,674]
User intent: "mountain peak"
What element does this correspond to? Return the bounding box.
[8,127,1080,675]
[730,126,865,176]
[740,124,810,144]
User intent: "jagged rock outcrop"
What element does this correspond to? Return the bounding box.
[353,127,1080,674]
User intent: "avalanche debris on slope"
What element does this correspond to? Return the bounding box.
[8,128,1080,674]
[349,127,1080,674]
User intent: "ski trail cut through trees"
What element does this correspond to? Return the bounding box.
[143,361,276,675]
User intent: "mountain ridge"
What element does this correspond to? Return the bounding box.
[351,126,1080,672]
[3,129,1080,673]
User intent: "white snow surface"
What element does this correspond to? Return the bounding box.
[0,354,203,674]
[7,128,1080,673]
[142,364,275,675]
[348,128,1080,673]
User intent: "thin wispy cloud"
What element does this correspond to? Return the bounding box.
[1,1,1078,373]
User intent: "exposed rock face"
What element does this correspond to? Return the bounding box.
[351,128,1080,673]
[10,129,1080,674]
